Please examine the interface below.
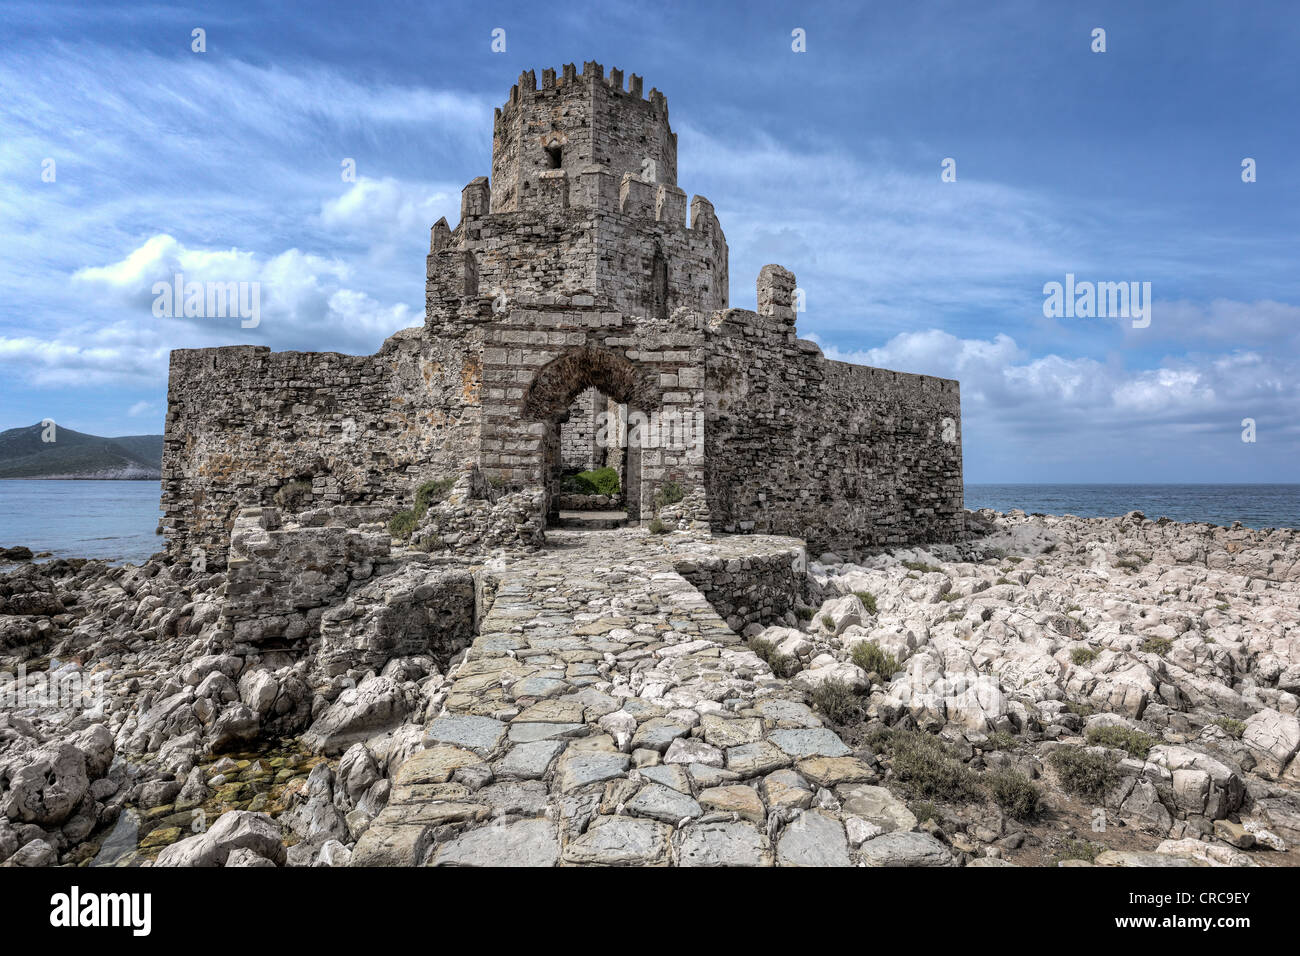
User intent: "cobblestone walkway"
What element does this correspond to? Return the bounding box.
[353,530,951,866]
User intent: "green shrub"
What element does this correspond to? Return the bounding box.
[850,641,898,678]
[1064,701,1095,718]
[821,614,835,631]
[809,678,866,725]
[902,560,941,573]
[652,480,684,510]
[414,477,456,510]
[909,800,940,825]
[1054,838,1101,864]
[854,591,878,614]
[1140,636,1173,656]
[881,729,981,802]
[995,577,1012,586]
[647,517,667,535]
[1212,716,1246,739]
[1071,647,1098,666]
[1048,745,1120,799]
[748,636,799,679]
[273,480,313,512]
[982,730,1017,751]
[569,467,620,496]
[1086,726,1156,759]
[795,606,815,621]
[388,510,419,540]
[388,476,455,541]
[987,769,1041,820]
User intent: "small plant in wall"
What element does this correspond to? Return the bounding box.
[388,476,456,540]
[653,480,684,511]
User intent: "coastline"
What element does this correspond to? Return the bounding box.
[1,507,1298,868]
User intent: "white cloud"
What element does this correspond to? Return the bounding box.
[820,327,1300,440]
[320,176,457,239]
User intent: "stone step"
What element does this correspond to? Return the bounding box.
[553,510,628,530]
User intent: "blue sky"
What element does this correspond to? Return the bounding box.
[1,0,1297,482]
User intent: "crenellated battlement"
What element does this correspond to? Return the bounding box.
[496,61,667,113]
[490,62,677,215]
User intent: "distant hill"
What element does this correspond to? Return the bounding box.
[0,423,163,479]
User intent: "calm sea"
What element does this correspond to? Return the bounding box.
[965,484,1299,530]
[1,481,1296,566]
[0,480,164,565]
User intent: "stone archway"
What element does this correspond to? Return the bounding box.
[521,346,660,524]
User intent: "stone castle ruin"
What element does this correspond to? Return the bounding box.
[161,62,963,565]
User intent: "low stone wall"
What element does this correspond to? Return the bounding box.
[221,507,393,651]
[674,542,807,632]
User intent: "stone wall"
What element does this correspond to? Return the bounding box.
[559,387,600,471]
[162,327,484,566]
[313,564,477,684]
[702,270,963,557]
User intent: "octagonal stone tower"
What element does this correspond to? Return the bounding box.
[490,62,678,213]
[160,62,963,567]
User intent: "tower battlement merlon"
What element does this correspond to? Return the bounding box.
[490,63,678,214]
[505,62,655,101]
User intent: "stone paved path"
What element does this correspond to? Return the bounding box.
[352,529,952,866]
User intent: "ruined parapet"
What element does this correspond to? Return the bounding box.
[674,544,807,632]
[410,464,546,554]
[757,264,798,327]
[221,507,392,651]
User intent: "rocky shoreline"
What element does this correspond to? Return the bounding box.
[1,508,1297,867]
